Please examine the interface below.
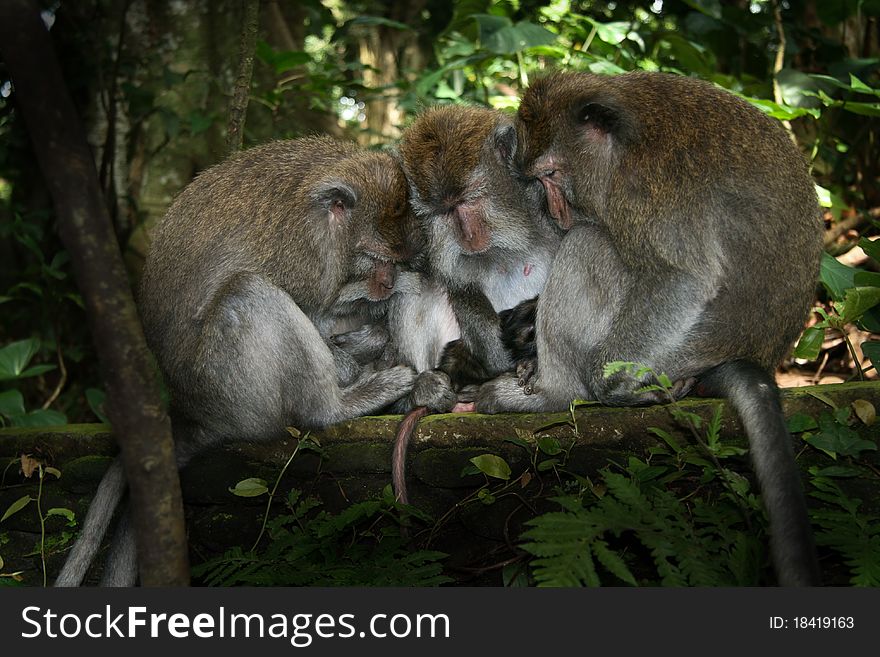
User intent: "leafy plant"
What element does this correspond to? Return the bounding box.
[522,465,763,587]
[796,239,880,376]
[192,485,449,587]
[809,475,880,587]
[519,363,880,587]
[195,430,449,587]
[0,338,66,428]
[1,458,76,586]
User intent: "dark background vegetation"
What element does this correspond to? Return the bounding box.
[2,0,880,427]
[1,0,880,587]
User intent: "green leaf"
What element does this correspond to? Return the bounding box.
[821,253,863,301]
[505,431,532,450]
[840,286,880,323]
[787,413,819,434]
[743,96,820,120]
[603,361,635,377]
[0,390,26,418]
[18,364,55,378]
[849,74,878,95]
[229,478,269,497]
[648,427,682,453]
[1,496,32,523]
[815,184,847,213]
[793,326,825,360]
[46,508,75,522]
[477,488,496,505]
[858,238,880,263]
[480,19,557,54]
[587,19,632,46]
[862,341,880,372]
[811,466,861,478]
[593,541,638,586]
[805,413,878,458]
[0,338,40,381]
[469,454,511,480]
[537,436,562,456]
[460,462,481,477]
[806,390,836,411]
[44,467,61,479]
[10,409,67,428]
[537,458,560,472]
[841,101,880,117]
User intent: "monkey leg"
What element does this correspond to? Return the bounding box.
[331,323,390,364]
[474,373,575,413]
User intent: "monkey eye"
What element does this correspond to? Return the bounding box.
[333,199,345,212]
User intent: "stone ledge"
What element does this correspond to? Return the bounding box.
[1,381,878,584]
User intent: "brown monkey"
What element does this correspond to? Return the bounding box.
[56,137,417,586]
[387,106,562,503]
[398,105,562,388]
[476,72,823,586]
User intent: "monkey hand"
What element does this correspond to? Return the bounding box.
[516,357,538,393]
[411,370,457,412]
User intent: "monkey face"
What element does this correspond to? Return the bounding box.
[517,72,634,228]
[399,106,546,273]
[324,151,416,306]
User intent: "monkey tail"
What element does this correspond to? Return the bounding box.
[54,457,127,587]
[697,360,821,586]
[393,406,429,505]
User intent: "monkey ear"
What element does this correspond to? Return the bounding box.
[574,102,620,136]
[492,123,517,166]
[310,180,357,225]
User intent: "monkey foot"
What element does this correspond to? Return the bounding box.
[516,357,538,391]
[451,402,476,413]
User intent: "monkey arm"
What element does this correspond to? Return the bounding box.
[442,284,513,385]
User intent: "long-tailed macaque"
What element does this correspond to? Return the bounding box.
[388,106,563,503]
[476,72,823,586]
[398,105,562,388]
[56,138,418,586]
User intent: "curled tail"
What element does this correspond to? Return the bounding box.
[697,360,821,586]
[54,457,127,587]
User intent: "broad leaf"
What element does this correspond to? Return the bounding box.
[470,454,511,480]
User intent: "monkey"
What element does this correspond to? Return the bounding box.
[397,105,563,390]
[55,137,419,586]
[475,71,823,586]
[383,107,564,504]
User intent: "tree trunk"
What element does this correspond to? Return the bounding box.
[0,0,189,586]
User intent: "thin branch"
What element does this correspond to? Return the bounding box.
[227,0,261,154]
[41,335,67,410]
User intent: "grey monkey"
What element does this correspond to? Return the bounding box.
[397,105,563,389]
[56,137,417,586]
[476,72,823,586]
[387,106,564,503]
